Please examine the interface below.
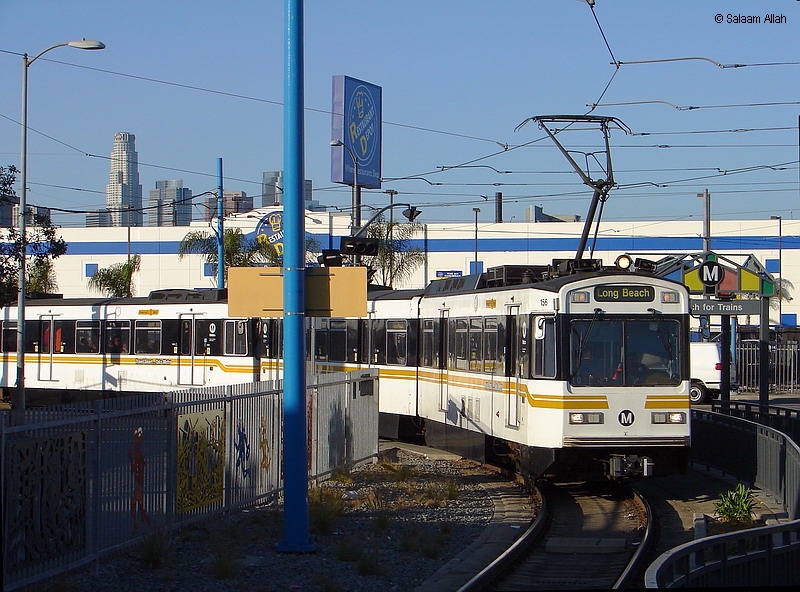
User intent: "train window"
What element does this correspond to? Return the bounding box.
[224,320,248,356]
[532,317,556,378]
[453,318,468,370]
[1,322,15,352]
[262,319,281,359]
[76,321,100,353]
[135,321,162,355]
[315,319,330,361]
[40,320,66,354]
[469,318,482,372]
[273,319,284,359]
[161,320,180,355]
[370,319,385,365]
[105,320,130,353]
[329,320,347,362]
[569,318,681,387]
[386,320,407,365]
[179,320,193,355]
[421,319,440,368]
[624,320,682,386]
[518,317,530,379]
[40,321,52,353]
[347,319,360,363]
[483,317,498,374]
[55,321,74,353]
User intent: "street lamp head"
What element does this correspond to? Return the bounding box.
[402,206,421,222]
[771,215,782,221]
[330,139,343,147]
[67,39,106,50]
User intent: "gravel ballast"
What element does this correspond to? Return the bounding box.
[36,448,519,592]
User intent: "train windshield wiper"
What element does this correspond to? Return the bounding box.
[572,308,603,378]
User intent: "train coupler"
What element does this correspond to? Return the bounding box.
[608,454,654,479]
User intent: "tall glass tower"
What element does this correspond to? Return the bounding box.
[148,179,193,226]
[106,132,143,227]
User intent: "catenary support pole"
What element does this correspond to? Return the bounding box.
[217,158,224,289]
[278,0,315,553]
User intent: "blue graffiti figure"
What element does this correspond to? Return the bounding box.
[234,422,251,479]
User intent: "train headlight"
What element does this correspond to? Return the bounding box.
[661,291,680,304]
[615,254,633,270]
[651,412,686,424]
[570,291,590,304]
[569,412,604,424]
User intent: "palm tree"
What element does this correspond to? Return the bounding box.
[87,254,141,298]
[771,277,794,310]
[363,217,424,288]
[27,258,58,295]
[178,227,320,285]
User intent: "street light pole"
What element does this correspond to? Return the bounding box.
[15,39,105,411]
[771,215,782,326]
[330,139,360,232]
[698,189,711,252]
[385,189,397,287]
[217,158,224,289]
[473,207,481,273]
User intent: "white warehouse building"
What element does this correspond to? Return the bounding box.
[45,210,798,328]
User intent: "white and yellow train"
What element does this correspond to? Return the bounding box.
[1,257,691,478]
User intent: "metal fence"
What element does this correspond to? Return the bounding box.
[737,342,800,393]
[1,370,379,591]
[645,409,800,587]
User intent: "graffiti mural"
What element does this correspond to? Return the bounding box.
[233,420,251,480]
[6,432,86,573]
[129,427,151,530]
[176,409,225,513]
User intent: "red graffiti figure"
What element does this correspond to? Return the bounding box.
[129,427,151,530]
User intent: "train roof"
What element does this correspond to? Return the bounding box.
[421,262,676,298]
[12,288,228,309]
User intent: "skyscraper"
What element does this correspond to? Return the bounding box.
[261,171,321,210]
[106,132,143,227]
[148,179,193,226]
[201,191,253,221]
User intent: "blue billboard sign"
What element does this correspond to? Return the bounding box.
[254,211,285,256]
[331,76,382,190]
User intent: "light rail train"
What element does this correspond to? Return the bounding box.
[1,257,691,478]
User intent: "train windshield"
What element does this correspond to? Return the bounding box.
[569,318,682,387]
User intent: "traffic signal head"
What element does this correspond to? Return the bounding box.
[339,236,379,256]
[318,249,343,267]
[402,206,421,222]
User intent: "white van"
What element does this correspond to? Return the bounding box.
[689,341,736,404]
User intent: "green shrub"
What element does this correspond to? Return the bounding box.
[309,487,345,535]
[714,483,758,524]
[138,528,172,569]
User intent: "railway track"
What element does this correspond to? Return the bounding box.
[460,480,652,591]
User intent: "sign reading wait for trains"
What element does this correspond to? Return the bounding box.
[689,298,761,316]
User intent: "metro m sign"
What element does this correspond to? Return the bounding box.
[698,260,722,295]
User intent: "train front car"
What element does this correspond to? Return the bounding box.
[543,264,691,479]
[406,260,691,481]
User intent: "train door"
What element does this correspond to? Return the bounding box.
[438,308,449,411]
[506,305,521,428]
[177,314,204,386]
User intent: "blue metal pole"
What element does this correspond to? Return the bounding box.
[278,0,314,552]
[217,158,224,289]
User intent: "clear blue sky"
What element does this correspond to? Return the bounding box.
[1,0,798,227]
